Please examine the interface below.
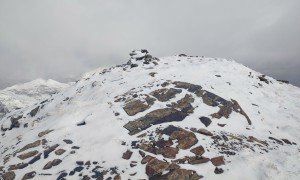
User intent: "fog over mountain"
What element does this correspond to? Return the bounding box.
[0,0,299,88]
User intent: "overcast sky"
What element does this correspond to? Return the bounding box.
[0,0,299,89]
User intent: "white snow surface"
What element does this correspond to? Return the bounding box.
[0,52,300,180]
[0,79,69,119]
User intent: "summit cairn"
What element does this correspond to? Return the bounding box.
[127,49,159,68]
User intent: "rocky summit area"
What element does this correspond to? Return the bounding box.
[0,50,300,180]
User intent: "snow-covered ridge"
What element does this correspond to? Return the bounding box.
[0,50,299,180]
[0,79,69,119]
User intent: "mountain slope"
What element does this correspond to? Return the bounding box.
[0,50,299,180]
[0,79,69,119]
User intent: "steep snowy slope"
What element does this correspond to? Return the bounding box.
[0,50,299,180]
[0,79,69,119]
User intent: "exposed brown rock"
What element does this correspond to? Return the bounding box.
[248,136,268,146]
[17,140,41,154]
[172,81,202,93]
[141,155,155,164]
[211,104,233,119]
[123,100,151,116]
[43,159,62,170]
[211,156,225,166]
[145,96,156,106]
[170,129,198,150]
[150,88,182,102]
[189,156,210,165]
[197,128,213,136]
[161,168,203,180]
[190,127,197,132]
[139,143,157,154]
[122,150,133,160]
[172,156,209,165]
[8,163,28,170]
[114,175,121,180]
[158,146,179,159]
[166,163,180,170]
[190,146,205,156]
[38,129,54,137]
[154,139,173,148]
[55,149,66,155]
[3,171,16,180]
[146,158,170,177]
[170,94,195,113]
[17,150,39,160]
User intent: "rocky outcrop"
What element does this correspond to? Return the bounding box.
[17,150,39,160]
[124,108,188,135]
[169,94,195,113]
[150,88,182,102]
[144,157,202,179]
[123,100,151,116]
[168,127,198,150]
[3,171,16,180]
[43,159,62,170]
[190,146,205,156]
[16,140,41,155]
[122,150,133,160]
[211,156,225,166]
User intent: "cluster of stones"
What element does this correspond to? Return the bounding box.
[116,80,252,136]
[127,49,159,69]
[0,129,80,180]
[121,125,226,179]
[114,80,300,178]
[209,132,298,156]
[55,161,120,180]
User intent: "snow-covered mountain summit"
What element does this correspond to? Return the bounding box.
[0,50,299,180]
[0,79,69,119]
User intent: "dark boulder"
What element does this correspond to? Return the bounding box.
[29,106,40,117]
[199,116,212,127]
[22,171,36,179]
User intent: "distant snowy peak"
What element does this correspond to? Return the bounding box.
[0,79,69,119]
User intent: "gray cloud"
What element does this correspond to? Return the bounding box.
[0,0,299,88]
